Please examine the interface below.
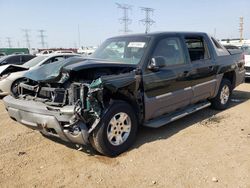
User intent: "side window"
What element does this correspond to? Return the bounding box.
[21,56,27,63]
[185,37,210,62]
[7,56,21,64]
[43,56,65,65]
[152,37,185,66]
[53,57,65,62]
[25,55,34,62]
[21,56,32,64]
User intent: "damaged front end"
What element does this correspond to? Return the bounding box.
[5,65,143,146]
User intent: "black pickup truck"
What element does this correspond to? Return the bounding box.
[3,32,245,156]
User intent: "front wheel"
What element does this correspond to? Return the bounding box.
[90,101,138,156]
[210,78,232,110]
[11,78,25,97]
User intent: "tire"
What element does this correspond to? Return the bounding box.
[210,78,232,110]
[11,78,25,97]
[90,101,138,157]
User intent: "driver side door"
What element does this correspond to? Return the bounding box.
[143,36,193,120]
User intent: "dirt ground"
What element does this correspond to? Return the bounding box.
[0,83,250,188]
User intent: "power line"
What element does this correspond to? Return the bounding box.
[239,16,243,43]
[6,37,12,48]
[116,3,132,34]
[140,7,155,33]
[22,29,31,49]
[38,29,47,48]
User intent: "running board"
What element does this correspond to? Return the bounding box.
[144,101,211,128]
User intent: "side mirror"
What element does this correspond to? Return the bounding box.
[148,57,166,71]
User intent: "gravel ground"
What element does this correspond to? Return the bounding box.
[0,83,250,188]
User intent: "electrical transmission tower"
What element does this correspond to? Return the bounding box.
[22,29,31,49]
[6,37,12,48]
[140,7,155,33]
[38,29,46,48]
[116,3,132,34]
[239,16,244,43]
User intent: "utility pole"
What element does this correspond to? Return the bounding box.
[140,7,155,33]
[78,24,81,48]
[6,37,12,48]
[213,28,216,38]
[22,29,31,49]
[116,3,132,34]
[38,29,46,48]
[239,16,244,43]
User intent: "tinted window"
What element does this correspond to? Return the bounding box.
[152,37,185,66]
[43,56,65,65]
[7,56,21,64]
[185,37,210,61]
[26,55,34,61]
[21,55,33,64]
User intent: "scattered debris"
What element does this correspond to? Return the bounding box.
[212,177,218,182]
[231,98,242,103]
[97,178,103,184]
[76,144,83,151]
[40,166,44,169]
[247,134,250,138]
[200,115,224,126]
[17,151,26,156]
[152,180,157,185]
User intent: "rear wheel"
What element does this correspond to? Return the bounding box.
[210,78,232,110]
[90,101,138,156]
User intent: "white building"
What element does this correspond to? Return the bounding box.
[220,39,250,47]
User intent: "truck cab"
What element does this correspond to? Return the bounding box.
[3,32,245,156]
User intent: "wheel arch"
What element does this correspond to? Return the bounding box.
[103,90,143,125]
[222,71,236,89]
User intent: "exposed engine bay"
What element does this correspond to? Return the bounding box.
[17,66,135,106]
[14,64,143,144]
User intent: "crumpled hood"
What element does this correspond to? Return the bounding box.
[24,58,136,83]
[63,58,136,72]
[0,64,28,76]
[24,56,85,83]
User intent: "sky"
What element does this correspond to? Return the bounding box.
[0,0,250,48]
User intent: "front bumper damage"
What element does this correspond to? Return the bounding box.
[3,95,91,145]
[3,70,142,146]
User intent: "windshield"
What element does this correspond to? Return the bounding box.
[24,57,85,82]
[91,37,150,64]
[23,56,48,68]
